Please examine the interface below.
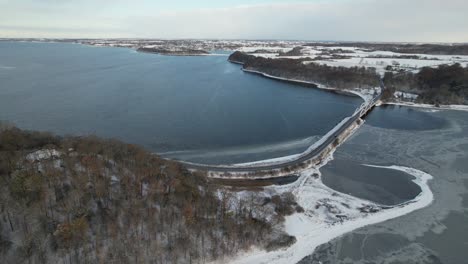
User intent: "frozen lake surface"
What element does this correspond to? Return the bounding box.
[301,108,468,264]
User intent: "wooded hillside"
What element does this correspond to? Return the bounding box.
[0,124,297,263]
[229,51,380,89]
[384,63,468,105]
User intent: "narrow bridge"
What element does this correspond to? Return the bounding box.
[180,78,385,176]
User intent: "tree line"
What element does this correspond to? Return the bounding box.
[229,51,381,89]
[384,63,468,105]
[0,125,298,263]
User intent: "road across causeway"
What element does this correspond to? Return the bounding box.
[179,76,385,174]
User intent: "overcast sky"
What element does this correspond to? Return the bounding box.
[1,0,467,42]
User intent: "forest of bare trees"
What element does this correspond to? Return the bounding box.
[229,51,468,105]
[384,63,468,105]
[0,124,298,263]
[303,42,468,55]
[229,51,381,89]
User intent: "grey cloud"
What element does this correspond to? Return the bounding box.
[1,0,467,42]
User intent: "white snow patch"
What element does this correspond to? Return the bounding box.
[238,46,292,53]
[307,57,461,76]
[110,175,119,183]
[383,102,468,112]
[394,91,419,101]
[296,46,468,75]
[223,163,433,264]
[26,149,61,162]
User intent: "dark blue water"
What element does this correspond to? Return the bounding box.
[366,105,448,130]
[320,106,447,206]
[0,41,362,164]
[304,110,468,264]
[321,159,421,206]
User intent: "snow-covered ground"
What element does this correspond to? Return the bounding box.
[238,46,292,53]
[26,149,61,162]
[309,57,459,75]
[242,68,378,103]
[382,102,468,112]
[244,44,468,75]
[394,91,419,101]
[220,157,434,264]
[16,38,467,76]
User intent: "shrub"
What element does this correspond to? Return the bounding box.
[9,171,44,205]
[53,217,89,249]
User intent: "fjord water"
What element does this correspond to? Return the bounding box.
[0,41,362,164]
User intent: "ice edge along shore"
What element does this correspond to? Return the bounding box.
[221,154,434,264]
[216,66,467,170]
[179,65,374,170]
[206,66,435,262]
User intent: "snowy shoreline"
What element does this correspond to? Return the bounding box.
[220,158,434,264]
[165,61,373,170]
[382,101,468,112]
[225,117,352,168]
[227,58,377,103]
[212,62,439,263]
[241,68,377,103]
[234,61,468,114]
[179,66,375,170]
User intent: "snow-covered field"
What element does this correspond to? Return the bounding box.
[309,57,460,75]
[14,38,467,76]
[221,157,434,264]
[243,44,468,75]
